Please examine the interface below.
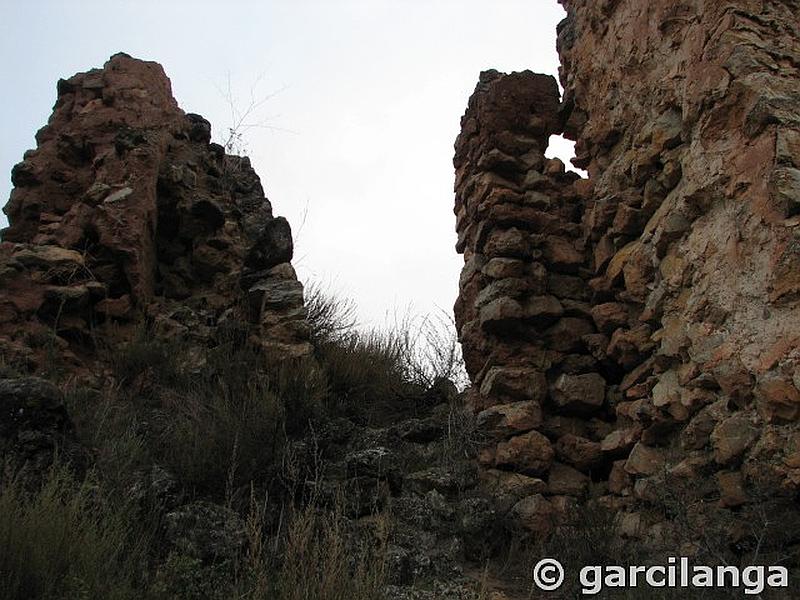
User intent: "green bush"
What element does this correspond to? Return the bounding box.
[318,330,410,422]
[65,385,151,495]
[306,286,468,423]
[69,331,328,503]
[158,344,327,500]
[305,285,409,420]
[160,376,287,501]
[0,466,146,600]
[265,356,328,435]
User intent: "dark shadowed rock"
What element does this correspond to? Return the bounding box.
[0,377,81,478]
[164,501,246,561]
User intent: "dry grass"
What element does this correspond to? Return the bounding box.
[1,466,390,600]
[305,286,468,424]
[0,466,147,600]
[261,502,388,600]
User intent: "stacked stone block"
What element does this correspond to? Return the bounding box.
[454,70,616,531]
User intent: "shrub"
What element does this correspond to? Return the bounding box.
[159,344,328,500]
[394,310,470,391]
[160,376,287,501]
[305,283,358,347]
[265,356,328,435]
[0,466,147,600]
[149,491,389,600]
[71,330,329,503]
[305,285,407,419]
[317,329,410,422]
[439,395,485,469]
[305,286,469,420]
[0,466,390,600]
[65,385,151,494]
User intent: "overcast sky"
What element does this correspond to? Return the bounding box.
[0,0,573,328]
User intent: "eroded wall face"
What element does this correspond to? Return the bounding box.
[455,1,800,534]
[1,54,311,374]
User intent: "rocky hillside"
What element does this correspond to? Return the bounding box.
[0,54,498,600]
[454,0,800,557]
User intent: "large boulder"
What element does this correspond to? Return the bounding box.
[0,377,80,477]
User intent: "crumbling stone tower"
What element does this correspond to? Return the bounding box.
[1,54,311,373]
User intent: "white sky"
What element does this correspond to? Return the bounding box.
[0,0,574,328]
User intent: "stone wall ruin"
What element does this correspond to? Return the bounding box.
[1,53,311,374]
[454,0,800,538]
